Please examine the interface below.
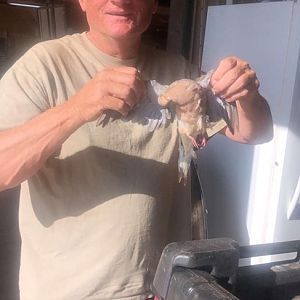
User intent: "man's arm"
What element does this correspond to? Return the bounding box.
[0,66,144,192]
[210,56,273,144]
[0,101,83,192]
[220,91,273,144]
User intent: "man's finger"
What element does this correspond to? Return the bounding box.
[211,56,238,84]
[110,66,141,76]
[226,80,260,102]
[105,81,138,109]
[211,66,246,95]
[219,70,257,99]
[102,95,131,116]
[98,69,145,102]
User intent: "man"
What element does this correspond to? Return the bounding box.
[0,0,273,299]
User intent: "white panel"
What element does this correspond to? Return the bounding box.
[275,45,300,240]
[202,2,294,116]
[198,1,300,247]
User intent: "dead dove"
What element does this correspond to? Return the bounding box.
[153,71,238,184]
[96,70,237,184]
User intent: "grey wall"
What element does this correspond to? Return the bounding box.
[274,44,300,241]
[198,1,300,246]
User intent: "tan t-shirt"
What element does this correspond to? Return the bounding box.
[0,33,196,300]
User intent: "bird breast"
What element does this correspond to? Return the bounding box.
[158,79,204,107]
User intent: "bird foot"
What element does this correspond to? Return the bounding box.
[196,137,207,149]
[192,138,199,149]
[190,135,207,149]
[192,137,207,149]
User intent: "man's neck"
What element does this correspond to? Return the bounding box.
[87,31,141,60]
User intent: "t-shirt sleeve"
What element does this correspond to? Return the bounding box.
[0,45,51,131]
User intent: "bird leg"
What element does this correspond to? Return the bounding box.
[191,137,199,149]
[190,135,207,149]
[198,136,207,149]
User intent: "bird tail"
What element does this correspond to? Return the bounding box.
[178,136,195,185]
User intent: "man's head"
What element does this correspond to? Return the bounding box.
[79,0,158,41]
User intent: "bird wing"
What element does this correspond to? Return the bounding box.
[125,80,172,131]
[206,92,238,135]
[196,70,238,136]
[97,71,237,136]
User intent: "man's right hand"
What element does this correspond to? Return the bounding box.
[69,66,145,123]
[0,66,145,191]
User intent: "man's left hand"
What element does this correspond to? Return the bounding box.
[210,56,260,103]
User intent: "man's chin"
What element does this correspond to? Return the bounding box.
[108,30,140,41]
[103,18,131,32]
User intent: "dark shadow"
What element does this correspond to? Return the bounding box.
[196,139,252,246]
[29,146,178,227]
[0,187,21,300]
